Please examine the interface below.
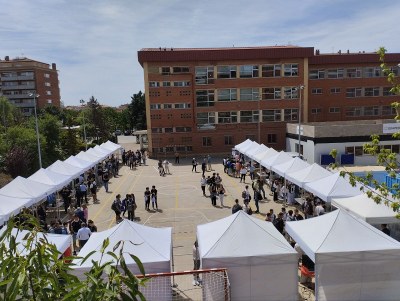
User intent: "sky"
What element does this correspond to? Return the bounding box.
[1,0,399,107]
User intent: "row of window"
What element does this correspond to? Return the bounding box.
[345,106,395,117]
[1,71,34,77]
[152,127,192,133]
[345,144,400,156]
[149,81,190,88]
[152,146,193,153]
[311,86,396,97]
[150,103,191,110]
[309,66,399,80]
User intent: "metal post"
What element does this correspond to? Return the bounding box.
[297,85,305,158]
[29,92,42,168]
[80,99,87,150]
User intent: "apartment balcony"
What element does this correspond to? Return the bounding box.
[1,83,35,90]
[11,101,35,107]
[1,75,34,81]
[4,93,31,99]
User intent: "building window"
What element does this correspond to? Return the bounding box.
[345,107,362,117]
[179,90,191,96]
[172,66,190,73]
[267,134,277,144]
[217,66,237,79]
[311,108,322,114]
[239,65,259,78]
[164,127,173,133]
[327,68,344,79]
[240,110,259,123]
[197,112,215,128]
[295,144,304,155]
[46,91,52,95]
[202,137,212,147]
[174,103,191,109]
[345,146,363,156]
[176,127,192,132]
[224,135,234,145]
[284,108,298,121]
[262,87,281,100]
[44,73,50,78]
[262,64,281,77]
[218,88,237,101]
[218,111,238,123]
[163,104,173,109]
[383,87,396,96]
[262,109,281,122]
[45,82,51,87]
[47,99,52,104]
[364,106,379,116]
[161,67,170,75]
[149,91,160,97]
[150,104,161,110]
[149,81,160,87]
[163,81,171,87]
[392,145,400,153]
[173,81,190,87]
[195,66,214,85]
[152,128,162,133]
[330,87,341,94]
[382,105,395,116]
[329,107,340,113]
[196,90,214,107]
[346,68,362,78]
[283,87,299,99]
[311,88,322,94]
[346,87,362,98]
[240,88,259,101]
[364,87,380,97]
[283,64,298,77]
[364,67,381,78]
[309,69,325,79]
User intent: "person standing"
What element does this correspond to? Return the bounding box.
[239,166,247,183]
[200,175,207,196]
[111,194,122,222]
[144,187,151,211]
[89,180,98,204]
[175,152,180,164]
[201,159,207,176]
[210,185,217,206]
[207,154,212,171]
[242,185,251,204]
[151,185,158,210]
[192,241,201,286]
[69,214,82,254]
[88,220,98,232]
[192,158,198,172]
[218,185,225,207]
[102,169,110,193]
[231,199,243,214]
[127,194,137,221]
[80,182,88,204]
[163,159,170,174]
[76,222,91,249]
[121,194,129,217]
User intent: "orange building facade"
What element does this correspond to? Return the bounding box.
[138,46,400,158]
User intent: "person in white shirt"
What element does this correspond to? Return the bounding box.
[315,202,325,216]
[77,222,91,248]
[239,166,248,183]
[163,160,170,174]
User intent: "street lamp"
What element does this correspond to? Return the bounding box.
[297,85,305,158]
[28,92,42,168]
[80,99,87,150]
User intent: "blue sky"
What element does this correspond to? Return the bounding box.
[1,0,399,107]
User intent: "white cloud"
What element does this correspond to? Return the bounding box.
[1,0,399,106]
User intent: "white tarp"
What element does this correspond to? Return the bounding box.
[100,140,121,152]
[304,172,362,202]
[246,144,268,160]
[65,155,95,170]
[197,211,298,301]
[0,195,35,224]
[0,227,71,257]
[0,176,54,203]
[28,168,72,191]
[47,160,83,179]
[72,219,172,277]
[286,209,400,301]
[253,148,278,164]
[332,194,399,224]
[271,156,310,177]
[94,145,113,157]
[260,151,293,170]
[76,151,102,164]
[86,148,109,161]
[234,139,253,152]
[240,141,260,157]
[285,163,332,188]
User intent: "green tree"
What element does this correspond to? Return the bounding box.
[60,112,82,157]
[86,96,111,143]
[128,91,146,130]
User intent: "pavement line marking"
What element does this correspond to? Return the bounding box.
[175,175,180,208]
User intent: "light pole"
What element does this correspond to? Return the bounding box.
[297,85,305,158]
[80,99,87,150]
[28,92,42,168]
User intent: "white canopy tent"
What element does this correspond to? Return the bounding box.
[47,160,83,179]
[65,155,95,170]
[285,163,332,188]
[100,140,121,152]
[260,151,293,170]
[304,172,362,202]
[76,151,103,165]
[332,194,399,224]
[94,145,113,157]
[234,139,253,153]
[0,195,35,224]
[246,144,268,160]
[0,176,54,203]
[239,141,260,157]
[86,148,109,161]
[197,211,298,301]
[72,219,172,277]
[0,227,71,257]
[271,156,310,177]
[286,209,400,301]
[28,168,72,191]
[253,148,278,165]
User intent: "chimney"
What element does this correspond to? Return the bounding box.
[338,50,341,54]
[347,49,350,54]
[52,63,57,70]
[5,56,9,61]
[315,49,320,55]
